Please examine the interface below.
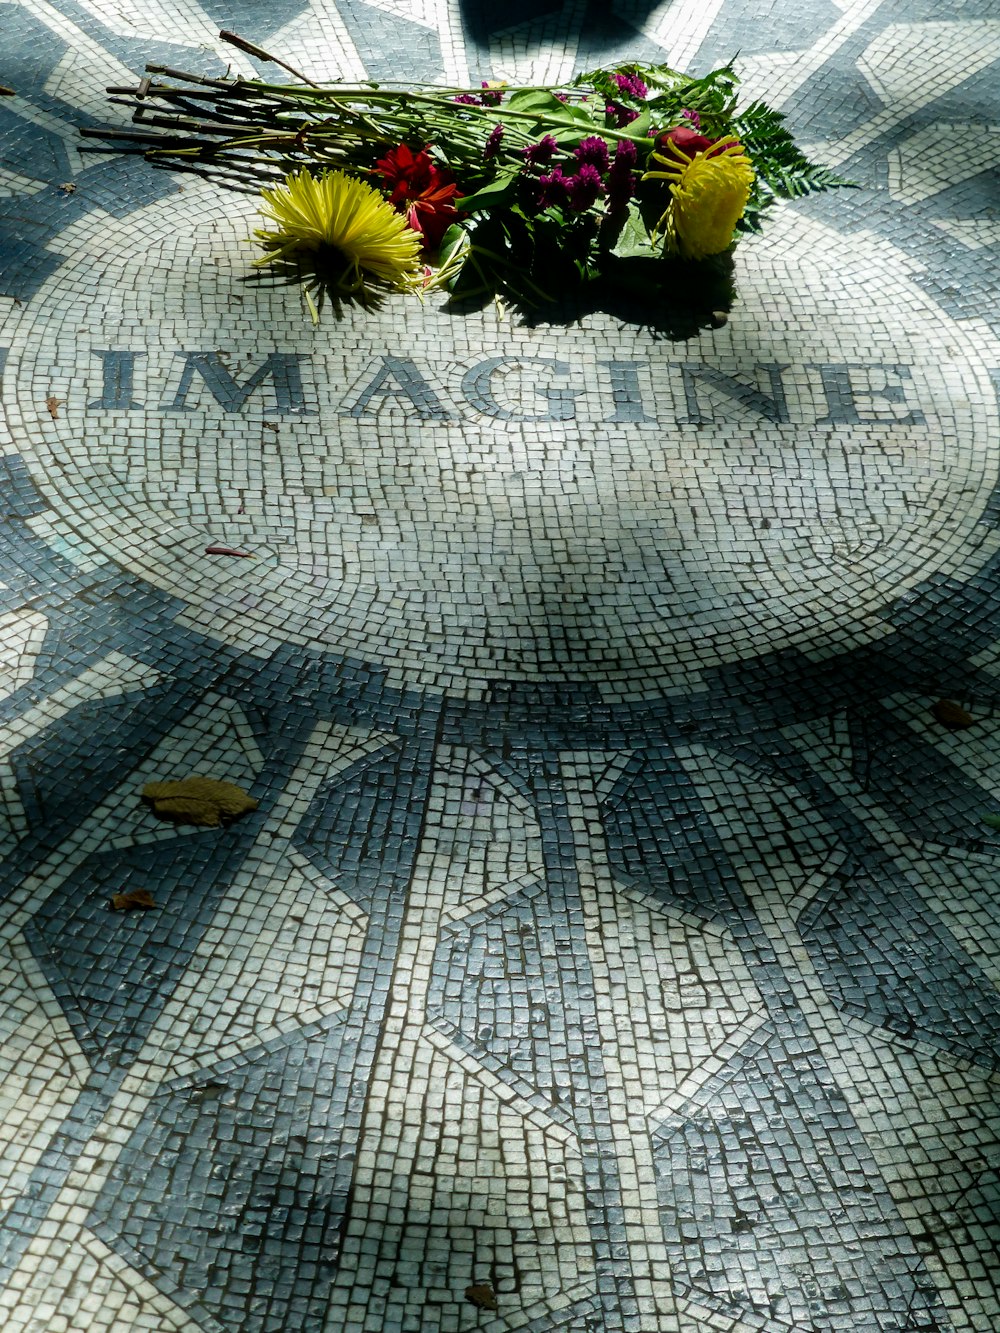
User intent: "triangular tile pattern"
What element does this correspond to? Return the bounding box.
[716,719,1000,1070]
[696,0,839,65]
[112,691,264,848]
[600,749,753,931]
[426,745,545,921]
[829,1022,1000,1328]
[330,0,444,82]
[26,815,266,1067]
[652,1020,951,1332]
[0,608,47,701]
[858,22,1000,110]
[845,703,1000,850]
[569,0,686,71]
[133,858,365,1078]
[798,856,1000,1072]
[179,0,313,42]
[888,122,1000,206]
[292,739,422,916]
[587,885,764,1119]
[330,1033,596,1327]
[875,690,1000,834]
[89,1015,356,1333]
[428,878,591,1130]
[0,930,87,1202]
[0,1221,206,1333]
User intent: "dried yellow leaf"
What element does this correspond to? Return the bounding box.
[142,776,259,827]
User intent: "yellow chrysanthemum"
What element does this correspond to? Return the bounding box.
[643,138,755,261]
[253,168,422,296]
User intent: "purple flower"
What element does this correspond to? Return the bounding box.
[554,92,569,102]
[573,135,610,172]
[612,138,638,169]
[480,81,504,106]
[605,102,640,127]
[680,108,701,128]
[483,123,504,160]
[566,162,605,211]
[453,93,480,105]
[521,134,559,166]
[535,167,569,209]
[613,72,648,99]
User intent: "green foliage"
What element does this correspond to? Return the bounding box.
[733,98,856,231]
[101,51,854,319]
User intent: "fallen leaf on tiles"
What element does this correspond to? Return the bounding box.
[0,85,15,97]
[982,814,1000,831]
[932,699,974,729]
[45,396,62,419]
[111,889,156,911]
[187,1081,227,1101]
[205,544,254,558]
[58,181,76,194]
[465,1284,498,1311]
[142,776,259,827]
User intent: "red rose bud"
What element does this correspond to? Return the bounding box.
[654,125,726,162]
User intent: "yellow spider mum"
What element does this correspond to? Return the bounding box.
[253,168,422,298]
[643,137,755,261]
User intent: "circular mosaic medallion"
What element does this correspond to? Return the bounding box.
[6,185,999,699]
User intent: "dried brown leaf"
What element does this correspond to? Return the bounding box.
[45,396,62,419]
[142,776,259,827]
[205,544,254,558]
[465,1284,498,1311]
[111,889,156,911]
[931,699,974,730]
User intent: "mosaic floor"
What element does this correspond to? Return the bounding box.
[2,1,1000,1330]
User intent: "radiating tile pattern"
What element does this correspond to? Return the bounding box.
[1,1,999,1330]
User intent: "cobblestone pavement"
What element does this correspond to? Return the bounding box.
[1,1,999,1330]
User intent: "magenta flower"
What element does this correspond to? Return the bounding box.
[567,163,605,211]
[606,138,638,212]
[573,135,610,172]
[521,134,559,166]
[613,72,648,99]
[605,102,640,127]
[535,167,570,209]
[484,123,504,160]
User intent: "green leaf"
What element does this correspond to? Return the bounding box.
[506,89,565,114]
[610,203,655,259]
[454,169,518,212]
[983,814,1000,830]
[628,107,651,139]
[437,221,468,267]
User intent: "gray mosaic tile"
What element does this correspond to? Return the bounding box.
[1,1,1000,1330]
[653,1019,951,1331]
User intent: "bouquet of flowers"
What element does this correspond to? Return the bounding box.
[90,30,851,320]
